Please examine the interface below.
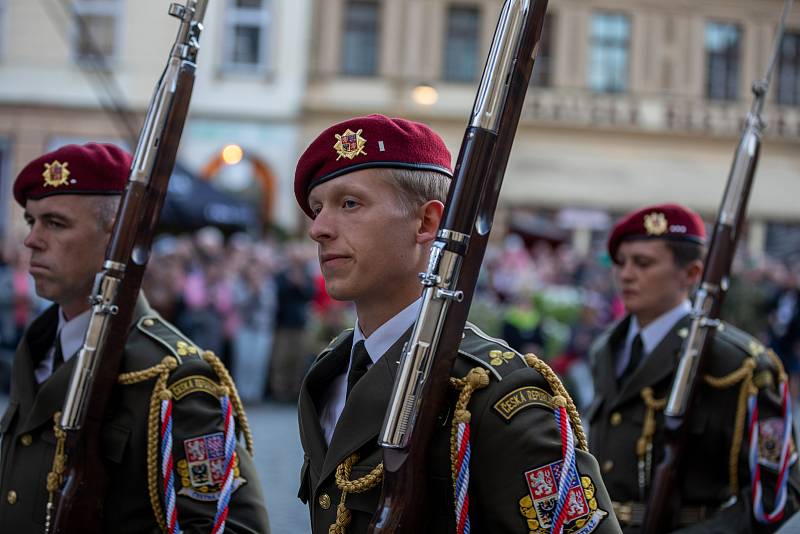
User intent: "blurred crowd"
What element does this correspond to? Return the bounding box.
[2,228,800,409]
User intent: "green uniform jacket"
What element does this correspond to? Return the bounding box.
[0,297,270,533]
[588,314,800,533]
[298,322,622,533]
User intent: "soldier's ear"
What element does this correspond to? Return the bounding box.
[415,200,443,244]
[684,259,703,286]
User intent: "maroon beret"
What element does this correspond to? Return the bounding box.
[608,203,706,260]
[294,114,453,217]
[14,143,131,206]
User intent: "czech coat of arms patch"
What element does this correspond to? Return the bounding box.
[518,459,607,534]
[177,432,246,501]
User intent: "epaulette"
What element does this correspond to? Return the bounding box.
[708,321,786,390]
[458,322,528,381]
[136,314,202,364]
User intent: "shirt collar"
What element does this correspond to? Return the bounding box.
[57,307,93,362]
[352,298,422,363]
[628,300,691,354]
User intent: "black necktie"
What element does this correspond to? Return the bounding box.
[346,341,371,397]
[620,333,643,385]
[52,333,65,375]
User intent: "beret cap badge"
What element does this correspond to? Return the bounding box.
[334,128,367,161]
[42,161,71,188]
[643,212,668,236]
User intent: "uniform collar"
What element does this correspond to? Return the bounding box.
[352,297,422,365]
[627,300,691,355]
[57,307,93,361]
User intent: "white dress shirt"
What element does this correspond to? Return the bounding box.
[319,298,422,445]
[615,300,691,379]
[34,308,92,384]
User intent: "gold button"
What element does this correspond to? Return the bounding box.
[143,318,155,327]
[6,490,17,505]
[602,460,614,473]
[610,412,622,426]
[318,493,331,510]
[20,434,33,446]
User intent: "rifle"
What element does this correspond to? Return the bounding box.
[642,1,794,531]
[369,1,548,531]
[46,2,208,532]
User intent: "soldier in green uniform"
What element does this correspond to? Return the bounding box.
[0,143,270,532]
[588,203,800,533]
[294,114,622,533]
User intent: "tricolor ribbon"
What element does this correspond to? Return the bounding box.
[748,380,793,524]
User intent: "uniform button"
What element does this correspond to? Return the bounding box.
[6,490,17,505]
[610,412,622,426]
[143,318,155,327]
[318,493,331,510]
[20,434,33,446]
[602,460,614,473]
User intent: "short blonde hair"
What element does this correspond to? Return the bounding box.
[381,168,451,214]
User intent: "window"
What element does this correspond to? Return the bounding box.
[777,31,800,106]
[588,12,630,94]
[341,1,380,76]
[705,22,741,101]
[72,0,122,65]
[443,5,481,83]
[223,0,272,73]
[530,13,554,87]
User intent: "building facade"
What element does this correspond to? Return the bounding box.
[0,0,799,257]
[303,0,800,256]
[0,0,312,239]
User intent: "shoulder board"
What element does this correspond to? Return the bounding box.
[136,315,202,364]
[713,322,787,386]
[714,321,767,359]
[458,322,527,381]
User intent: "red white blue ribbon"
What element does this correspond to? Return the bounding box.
[551,406,577,534]
[748,380,793,524]
[160,398,181,534]
[454,420,472,534]
[211,395,237,534]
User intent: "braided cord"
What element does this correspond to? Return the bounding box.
[551,403,576,534]
[160,398,181,534]
[212,395,237,534]
[704,358,757,495]
[749,380,793,524]
[203,351,255,456]
[449,368,489,534]
[329,454,384,534]
[523,354,588,451]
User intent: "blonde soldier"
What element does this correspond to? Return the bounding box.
[0,143,269,532]
[588,203,800,533]
[294,114,621,533]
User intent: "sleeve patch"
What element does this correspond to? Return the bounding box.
[177,432,246,501]
[519,459,607,533]
[494,386,555,421]
[169,375,220,401]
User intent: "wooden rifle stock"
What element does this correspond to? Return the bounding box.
[48,2,207,532]
[369,1,548,531]
[641,2,793,530]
